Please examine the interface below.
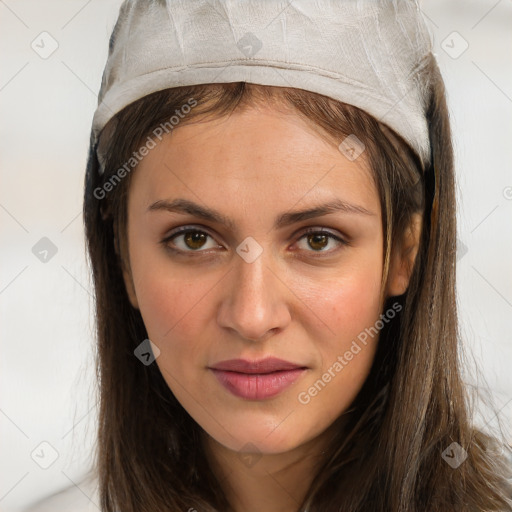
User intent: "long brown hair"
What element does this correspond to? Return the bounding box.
[83,53,512,511]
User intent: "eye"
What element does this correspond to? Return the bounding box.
[295,228,347,254]
[161,227,221,253]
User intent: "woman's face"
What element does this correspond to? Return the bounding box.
[122,103,407,457]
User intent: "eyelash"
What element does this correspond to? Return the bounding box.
[160,226,349,257]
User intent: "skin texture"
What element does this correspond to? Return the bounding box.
[120,103,421,512]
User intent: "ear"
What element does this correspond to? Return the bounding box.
[114,224,139,309]
[385,212,422,298]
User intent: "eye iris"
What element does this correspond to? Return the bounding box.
[308,233,328,251]
[184,231,207,250]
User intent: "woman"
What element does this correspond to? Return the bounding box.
[78,1,512,511]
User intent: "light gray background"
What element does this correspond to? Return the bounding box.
[0,0,511,510]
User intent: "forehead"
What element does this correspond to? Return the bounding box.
[130,105,380,218]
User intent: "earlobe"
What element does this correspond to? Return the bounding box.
[385,212,422,298]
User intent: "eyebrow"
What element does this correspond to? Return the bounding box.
[147,197,376,230]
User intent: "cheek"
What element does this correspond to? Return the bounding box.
[296,256,383,341]
[291,257,383,389]
[132,269,218,393]
[291,271,383,437]
[134,268,215,346]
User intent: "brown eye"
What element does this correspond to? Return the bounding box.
[162,228,220,253]
[307,233,329,251]
[296,229,347,254]
[183,231,207,250]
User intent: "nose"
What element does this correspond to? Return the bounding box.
[216,246,292,342]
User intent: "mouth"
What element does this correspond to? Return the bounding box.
[208,357,309,400]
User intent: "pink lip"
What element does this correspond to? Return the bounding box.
[210,368,307,400]
[209,357,307,373]
[208,357,308,400]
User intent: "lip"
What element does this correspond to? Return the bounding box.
[208,357,308,400]
[209,357,307,373]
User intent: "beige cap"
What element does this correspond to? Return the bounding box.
[92,0,434,174]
